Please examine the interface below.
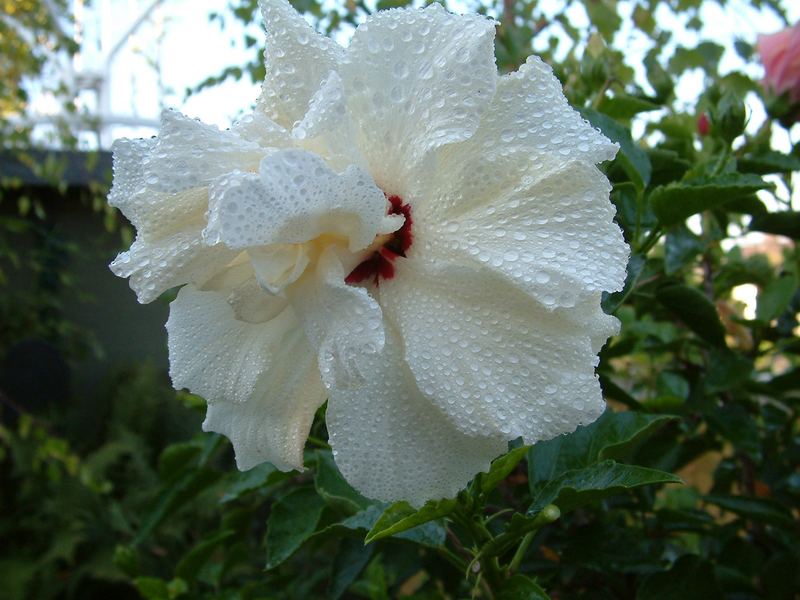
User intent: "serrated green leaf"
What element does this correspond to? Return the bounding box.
[598,94,661,119]
[498,574,551,599]
[482,445,530,493]
[581,107,652,189]
[529,410,675,488]
[314,451,370,513]
[340,504,446,547]
[265,487,326,569]
[750,211,800,238]
[738,151,800,174]
[650,173,770,226]
[756,274,797,322]
[657,284,727,347]
[365,498,456,543]
[528,461,680,514]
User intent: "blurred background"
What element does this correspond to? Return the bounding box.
[1,1,799,599]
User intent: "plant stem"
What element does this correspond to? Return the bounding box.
[507,530,536,575]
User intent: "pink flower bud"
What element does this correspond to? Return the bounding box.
[697,112,710,136]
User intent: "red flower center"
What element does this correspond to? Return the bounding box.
[345,195,413,285]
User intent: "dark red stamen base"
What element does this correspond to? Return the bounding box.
[346,195,413,286]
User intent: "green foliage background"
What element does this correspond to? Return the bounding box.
[1,0,799,599]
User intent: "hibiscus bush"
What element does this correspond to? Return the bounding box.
[2,0,799,599]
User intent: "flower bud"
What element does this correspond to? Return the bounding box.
[713,92,746,144]
[697,112,710,136]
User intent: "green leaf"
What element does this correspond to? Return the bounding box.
[705,494,795,527]
[314,451,370,513]
[598,94,661,119]
[669,42,724,74]
[665,225,705,275]
[756,274,797,322]
[175,529,235,582]
[340,504,446,547]
[738,151,800,174]
[528,461,681,515]
[704,349,752,393]
[265,487,327,569]
[581,107,652,189]
[365,498,456,544]
[220,462,276,503]
[498,574,551,599]
[749,211,800,238]
[650,173,770,226]
[134,467,222,546]
[328,538,374,600]
[657,284,727,347]
[528,410,675,487]
[134,577,169,600]
[582,0,622,41]
[481,445,530,493]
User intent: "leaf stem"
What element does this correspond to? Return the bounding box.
[635,225,663,255]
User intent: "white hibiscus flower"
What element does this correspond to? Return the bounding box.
[109,0,629,506]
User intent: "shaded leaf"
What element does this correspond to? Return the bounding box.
[665,225,705,275]
[529,460,680,514]
[650,173,770,226]
[220,463,276,503]
[657,284,727,347]
[328,538,374,600]
[482,445,530,493]
[598,94,661,120]
[265,487,326,569]
[582,107,652,189]
[756,274,797,322]
[365,498,456,543]
[175,529,235,582]
[750,211,800,238]
[529,410,674,487]
[341,504,446,547]
[315,450,370,513]
[705,494,795,527]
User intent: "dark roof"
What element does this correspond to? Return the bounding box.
[0,149,112,188]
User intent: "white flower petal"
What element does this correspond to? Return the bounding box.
[380,257,614,443]
[415,55,618,219]
[414,161,628,308]
[287,247,385,390]
[108,110,273,303]
[341,4,498,192]
[110,226,240,304]
[327,324,507,506]
[205,149,402,252]
[167,284,326,471]
[293,71,368,172]
[258,0,345,128]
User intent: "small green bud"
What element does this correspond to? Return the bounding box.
[713,92,746,144]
